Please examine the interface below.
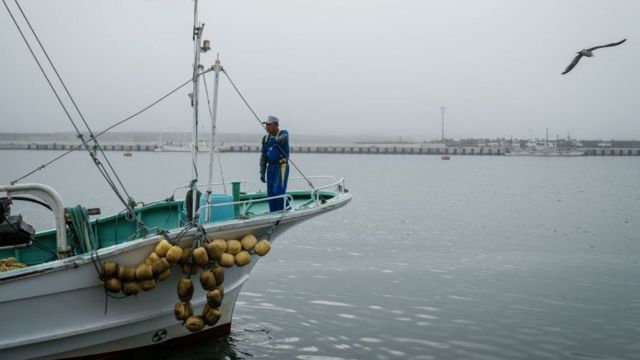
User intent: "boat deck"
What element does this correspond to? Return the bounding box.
[0,190,337,266]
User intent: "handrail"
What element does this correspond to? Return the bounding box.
[0,183,68,255]
[311,177,346,202]
[171,180,250,198]
[289,175,336,181]
[171,175,338,199]
[196,193,294,222]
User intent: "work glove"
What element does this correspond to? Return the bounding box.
[260,174,266,183]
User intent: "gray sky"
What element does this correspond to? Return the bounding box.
[1,0,639,140]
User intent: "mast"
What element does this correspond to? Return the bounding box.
[206,54,222,220]
[545,128,549,149]
[189,0,205,222]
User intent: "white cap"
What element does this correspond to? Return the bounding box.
[263,115,279,124]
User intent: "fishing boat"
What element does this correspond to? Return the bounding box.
[0,1,351,359]
[505,130,585,156]
[154,140,210,153]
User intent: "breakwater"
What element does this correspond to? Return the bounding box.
[1,142,639,156]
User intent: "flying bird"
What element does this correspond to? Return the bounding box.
[561,38,627,75]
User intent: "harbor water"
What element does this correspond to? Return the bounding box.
[2,151,639,359]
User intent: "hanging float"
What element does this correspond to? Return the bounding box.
[99,234,271,332]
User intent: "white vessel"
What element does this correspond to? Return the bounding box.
[154,140,210,153]
[0,2,351,359]
[0,181,350,359]
[506,130,585,156]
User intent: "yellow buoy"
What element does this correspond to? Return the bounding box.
[152,258,171,275]
[240,234,258,251]
[205,242,224,260]
[105,277,122,293]
[139,278,157,291]
[179,248,192,264]
[174,301,193,321]
[135,264,154,281]
[218,253,234,268]
[207,288,223,308]
[211,239,227,253]
[234,251,252,267]
[122,281,140,296]
[192,247,209,267]
[177,278,194,302]
[215,285,225,298]
[118,265,137,282]
[157,268,172,282]
[145,252,161,265]
[254,239,271,256]
[226,240,242,255]
[185,315,204,332]
[202,304,221,326]
[102,261,119,278]
[199,270,217,290]
[154,239,172,257]
[165,245,183,264]
[212,266,224,285]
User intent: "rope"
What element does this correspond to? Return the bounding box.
[8,0,139,220]
[263,207,288,242]
[65,205,99,254]
[221,69,315,190]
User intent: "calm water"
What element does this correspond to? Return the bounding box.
[2,151,640,359]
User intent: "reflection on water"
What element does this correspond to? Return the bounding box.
[2,152,639,359]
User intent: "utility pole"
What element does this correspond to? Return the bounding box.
[440,106,446,146]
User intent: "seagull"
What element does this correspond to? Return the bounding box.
[561,38,627,75]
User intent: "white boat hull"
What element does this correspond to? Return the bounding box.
[506,148,585,156]
[0,198,350,360]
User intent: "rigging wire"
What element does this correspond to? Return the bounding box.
[13,0,131,200]
[6,0,140,223]
[221,69,315,189]
[9,69,212,185]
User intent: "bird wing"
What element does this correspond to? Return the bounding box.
[561,53,583,75]
[588,38,627,52]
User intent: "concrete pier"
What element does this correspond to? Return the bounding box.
[1,142,640,156]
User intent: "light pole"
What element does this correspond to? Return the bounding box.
[440,106,446,147]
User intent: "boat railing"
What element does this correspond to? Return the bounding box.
[194,177,347,222]
[196,193,294,223]
[170,181,251,199]
[172,175,338,199]
[0,183,68,254]
[310,177,347,203]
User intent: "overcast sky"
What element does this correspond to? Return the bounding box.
[1,0,639,140]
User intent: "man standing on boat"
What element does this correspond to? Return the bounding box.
[260,115,290,212]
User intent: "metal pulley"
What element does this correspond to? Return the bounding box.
[201,39,211,52]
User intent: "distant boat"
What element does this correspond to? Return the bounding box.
[441,155,450,160]
[507,146,585,157]
[506,130,585,157]
[154,140,209,153]
[123,151,133,157]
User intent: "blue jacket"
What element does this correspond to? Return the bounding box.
[260,129,289,175]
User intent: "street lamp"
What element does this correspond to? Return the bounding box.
[440,106,446,147]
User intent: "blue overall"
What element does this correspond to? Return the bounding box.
[260,129,290,212]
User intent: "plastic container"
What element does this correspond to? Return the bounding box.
[199,194,234,223]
